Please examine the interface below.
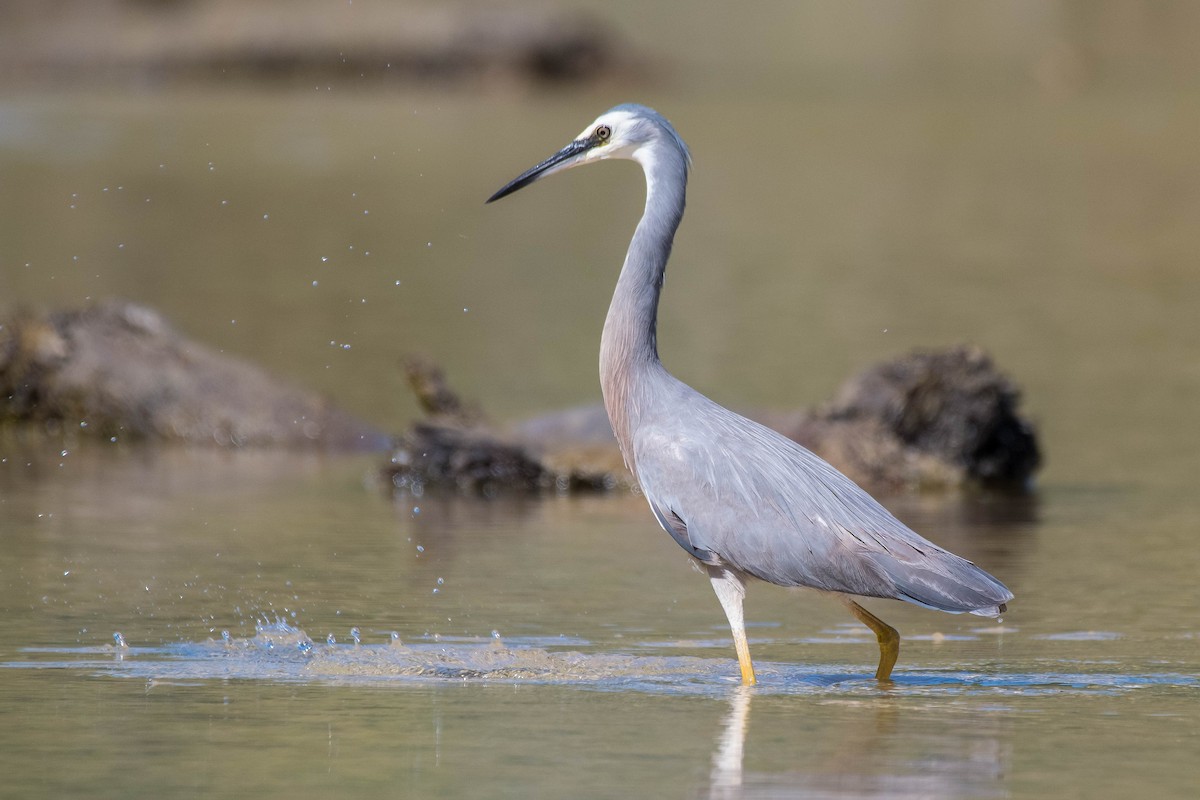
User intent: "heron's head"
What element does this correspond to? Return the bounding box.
[486,104,689,203]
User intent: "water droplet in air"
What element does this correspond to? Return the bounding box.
[113,632,127,648]
[350,627,361,645]
[221,630,231,644]
[491,629,501,640]
[436,577,444,585]
[390,631,402,645]
[326,633,336,646]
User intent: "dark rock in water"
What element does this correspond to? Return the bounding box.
[0,301,387,449]
[388,346,1040,495]
[393,356,535,491]
[385,422,549,496]
[813,345,1041,488]
[383,411,619,498]
[388,356,620,494]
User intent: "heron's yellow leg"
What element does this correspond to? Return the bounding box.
[731,623,757,686]
[844,599,900,682]
[708,567,757,686]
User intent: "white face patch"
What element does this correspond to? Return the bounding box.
[573,109,649,166]
[577,109,639,144]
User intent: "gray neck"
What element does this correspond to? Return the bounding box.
[599,148,688,467]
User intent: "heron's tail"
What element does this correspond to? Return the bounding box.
[869,552,1013,618]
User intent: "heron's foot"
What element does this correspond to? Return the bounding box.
[737,652,757,686]
[872,626,900,683]
[844,599,900,683]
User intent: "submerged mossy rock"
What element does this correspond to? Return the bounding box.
[0,301,386,449]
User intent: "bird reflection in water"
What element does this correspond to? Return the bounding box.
[704,688,1009,799]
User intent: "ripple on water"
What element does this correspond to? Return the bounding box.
[3,621,1196,699]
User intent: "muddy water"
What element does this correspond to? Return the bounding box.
[4,16,1200,799]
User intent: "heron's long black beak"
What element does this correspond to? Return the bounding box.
[486,137,594,203]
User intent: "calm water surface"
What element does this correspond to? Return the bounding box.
[3,17,1200,798]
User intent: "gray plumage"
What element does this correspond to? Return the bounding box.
[488,103,1012,684]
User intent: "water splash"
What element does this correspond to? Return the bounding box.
[350,627,361,646]
[11,628,1197,700]
[248,618,314,653]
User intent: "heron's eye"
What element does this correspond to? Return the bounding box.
[595,125,612,142]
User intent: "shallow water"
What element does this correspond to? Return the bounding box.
[4,4,1200,797]
[2,443,1198,798]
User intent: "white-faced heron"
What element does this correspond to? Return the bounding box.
[487,104,1012,684]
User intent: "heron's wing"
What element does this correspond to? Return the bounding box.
[645,497,719,565]
[633,397,1012,614]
